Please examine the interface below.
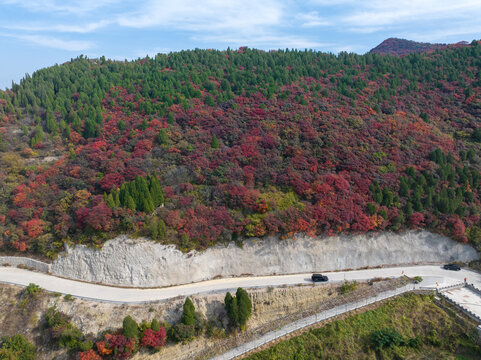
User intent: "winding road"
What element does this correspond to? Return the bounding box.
[1,264,480,303]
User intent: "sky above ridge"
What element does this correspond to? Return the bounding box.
[1,0,481,89]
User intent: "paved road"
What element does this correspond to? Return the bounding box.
[1,265,480,303]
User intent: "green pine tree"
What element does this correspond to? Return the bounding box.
[167,112,174,124]
[149,174,164,207]
[157,219,167,239]
[151,318,161,332]
[127,196,136,211]
[157,128,170,146]
[211,134,219,149]
[224,292,239,327]
[114,189,120,207]
[182,297,196,326]
[106,193,116,209]
[122,316,139,339]
[236,288,252,331]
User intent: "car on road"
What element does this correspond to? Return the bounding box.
[443,263,461,271]
[311,273,329,282]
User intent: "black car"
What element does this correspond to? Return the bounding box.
[311,273,329,282]
[443,263,461,271]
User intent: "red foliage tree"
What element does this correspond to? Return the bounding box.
[77,349,102,360]
[140,327,167,349]
[22,218,46,238]
[409,212,425,228]
[76,203,113,231]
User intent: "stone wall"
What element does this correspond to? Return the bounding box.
[0,256,51,273]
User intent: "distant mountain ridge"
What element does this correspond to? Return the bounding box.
[369,38,449,56]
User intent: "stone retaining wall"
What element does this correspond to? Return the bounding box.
[0,256,51,273]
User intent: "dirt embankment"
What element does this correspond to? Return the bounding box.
[0,280,397,360]
[50,230,478,287]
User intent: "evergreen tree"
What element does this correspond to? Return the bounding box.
[182,297,196,326]
[149,174,164,207]
[211,134,219,149]
[236,287,252,331]
[142,193,155,213]
[224,292,239,327]
[114,189,120,207]
[157,219,167,239]
[405,202,413,218]
[167,111,174,124]
[106,193,116,209]
[399,178,409,197]
[157,128,170,146]
[122,316,139,339]
[148,218,159,239]
[127,196,136,211]
[151,318,161,332]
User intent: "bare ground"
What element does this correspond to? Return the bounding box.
[0,278,402,360]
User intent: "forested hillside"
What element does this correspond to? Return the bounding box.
[1,41,481,257]
[369,38,449,56]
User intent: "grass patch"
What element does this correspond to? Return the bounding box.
[246,294,481,360]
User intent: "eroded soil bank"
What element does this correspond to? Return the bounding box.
[49,230,478,287]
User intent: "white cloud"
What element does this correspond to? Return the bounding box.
[2,20,111,33]
[117,0,283,35]
[296,11,330,27]
[0,33,94,51]
[341,0,481,28]
[402,23,481,42]
[1,0,117,14]
[193,33,327,49]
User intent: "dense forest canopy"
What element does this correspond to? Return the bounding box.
[1,41,481,258]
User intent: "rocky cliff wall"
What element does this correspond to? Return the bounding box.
[50,231,478,287]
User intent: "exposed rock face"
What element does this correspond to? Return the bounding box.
[50,231,478,287]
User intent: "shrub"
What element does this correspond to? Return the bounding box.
[122,316,139,339]
[0,334,36,360]
[340,280,357,294]
[25,283,41,297]
[371,328,404,349]
[78,349,102,360]
[105,334,136,359]
[171,323,195,343]
[413,276,423,284]
[44,307,86,351]
[141,327,166,350]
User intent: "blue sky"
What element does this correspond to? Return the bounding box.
[1,0,481,89]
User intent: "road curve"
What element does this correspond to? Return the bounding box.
[0,265,480,303]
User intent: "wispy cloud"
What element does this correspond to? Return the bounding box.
[1,20,111,33]
[1,0,116,14]
[117,0,283,35]
[0,32,94,51]
[341,0,481,28]
[403,23,481,42]
[295,11,330,27]
[194,33,328,49]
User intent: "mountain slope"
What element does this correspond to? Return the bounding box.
[0,44,481,257]
[369,37,448,55]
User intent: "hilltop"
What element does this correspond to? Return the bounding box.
[369,38,448,55]
[0,43,481,258]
